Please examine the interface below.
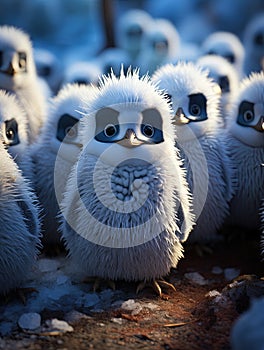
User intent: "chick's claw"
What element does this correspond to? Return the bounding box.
[136,278,176,297]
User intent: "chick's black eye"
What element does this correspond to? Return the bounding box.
[190,104,201,116]
[18,52,27,70]
[187,93,207,121]
[225,53,235,64]
[104,124,117,137]
[243,110,254,122]
[57,113,79,143]
[237,100,255,127]
[142,124,154,137]
[254,32,264,46]
[6,128,15,140]
[4,118,19,146]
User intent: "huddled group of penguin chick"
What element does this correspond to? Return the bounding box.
[0,7,263,298]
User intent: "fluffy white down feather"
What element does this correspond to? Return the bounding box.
[60,69,194,282]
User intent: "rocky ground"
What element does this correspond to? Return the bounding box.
[0,230,263,350]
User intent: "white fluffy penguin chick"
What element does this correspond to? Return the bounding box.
[115,9,153,65]
[98,47,130,77]
[152,62,233,243]
[30,83,97,251]
[226,72,264,231]
[34,47,63,95]
[0,138,41,295]
[0,25,48,143]
[197,54,240,126]
[59,69,194,296]
[201,31,245,78]
[62,60,102,87]
[243,13,264,75]
[0,89,31,175]
[136,18,180,76]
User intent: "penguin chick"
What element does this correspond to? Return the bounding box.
[34,47,63,95]
[115,9,153,65]
[98,47,130,77]
[0,138,41,295]
[30,83,98,251]
[152,62,233,243]
[226,71,264,231]
[0,25,48,143]
[243,13,264,75]
[0,89,31,175]
[59,69,194,295]
[62,60,102,87]
[136,19,180,76]
[201,31,245,78]
[197,54,240,126]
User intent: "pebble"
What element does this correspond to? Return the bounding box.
[45,319,73,333]
[206,290,222,298]
[224,268,240,281]
[142,302,160,311]
[18,313,41,331]
[184,272,208,285]
[121,299,142,315]
[111,318,123,325]
[64,310,91,325]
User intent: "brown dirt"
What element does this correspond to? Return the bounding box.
[1,233,263,350]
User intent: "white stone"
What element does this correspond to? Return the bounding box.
[111,318,123,325]
[18,313,41,330]
[45,319,73,333]
[121,299,142,315]
[184,272,208,285]
[206,290,221,298]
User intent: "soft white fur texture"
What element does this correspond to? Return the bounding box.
[243,13,264,75]
[30,83,98,247]
[0,89,31,174]
[152,62,234,242]
[60,69,194,282]
[197,54,239,125]
[226,72,264,230]
[201,31,245,77]
[0,140,41,294]
[0,26,47,143]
